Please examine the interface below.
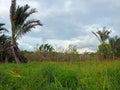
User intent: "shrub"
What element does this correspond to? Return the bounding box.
[98,42,111,59]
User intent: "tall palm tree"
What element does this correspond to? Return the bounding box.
[92,27,111,43]
[10,0,42,63]
[92,27,111,60]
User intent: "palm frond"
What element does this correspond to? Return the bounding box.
[15,4,37,27]
[15,5,29,26]
[23,20,42,31]
[0,23,8,32]
[0,23,5,26]
[92,27,111,43]
[0,34,10,45]
[0,28,8,32]
[15,20,42,39]
[104,30,110,39]
[92,31,101,42]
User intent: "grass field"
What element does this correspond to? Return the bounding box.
[0,60,120,90]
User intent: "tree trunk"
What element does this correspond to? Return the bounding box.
[11,40,20,64]
[112,53,115,60]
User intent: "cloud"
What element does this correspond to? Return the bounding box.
[78,48,95,54]
[64,0,73,12]
[17,33,98,53]
[0,0,120,53]
[18,40,34,51]
[0,0,10,16]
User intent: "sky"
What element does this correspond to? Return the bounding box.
[0,0,120,53]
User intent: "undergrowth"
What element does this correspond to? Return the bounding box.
[0,61,120,90]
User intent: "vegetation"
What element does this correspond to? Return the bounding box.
[39,43,55,53]
[92,27,120,60]
[98,42,111,60]
[109,36,120,59]
[92,27,111,43]
[0,23,10,62]
[65,44,78,54]
[0,61,120,90]
[1,0,120,89]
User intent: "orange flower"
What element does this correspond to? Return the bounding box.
[13,68,20,74]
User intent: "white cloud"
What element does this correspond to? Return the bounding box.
[0,0,10,17]
[40,34,99,53]
[17,0,39,8]
[64,0,72,12]
[78,48,95,54]
[1,0,120,54]
[18,40,34,51]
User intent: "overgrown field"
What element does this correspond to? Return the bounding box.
[0,60,120,90]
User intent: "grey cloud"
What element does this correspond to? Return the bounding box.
[0,0,120,53]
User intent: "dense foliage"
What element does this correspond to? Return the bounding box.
[0,61,120,90]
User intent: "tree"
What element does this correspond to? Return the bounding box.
[39,44,55,53]
[0,23,9,62]
[92,27,111,43]
[92,27,111,60]
[109,36,120,59]
[65,44,78,54]
[98,42,111,60]
[10,0,42,63]
[0,35,10,62]
[115,38,120,57]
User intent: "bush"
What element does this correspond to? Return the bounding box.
[98,42,111,59]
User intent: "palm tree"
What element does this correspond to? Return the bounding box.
[0,34,10,62]
[10,0,42,63]
[92,27,111,43]
[0,23,8,47]
[39,44,55,52]
[0,23,9,62]
[92,27,111,60]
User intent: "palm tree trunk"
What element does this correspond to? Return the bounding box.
[11,39,20,63]
[10,0,20,63]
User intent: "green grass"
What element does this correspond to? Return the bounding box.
[0,60,120,90]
